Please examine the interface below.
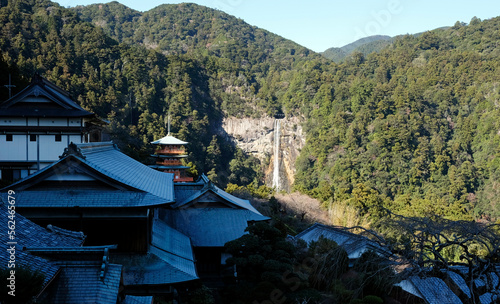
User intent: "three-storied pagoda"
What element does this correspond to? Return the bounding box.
[150,133,194,182]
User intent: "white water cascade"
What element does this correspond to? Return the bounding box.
[272,119,281,190]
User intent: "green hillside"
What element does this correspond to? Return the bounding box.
[72,2,330,116]
[1,0,500,220]
[295,19,500,220]
[0,0,266,187]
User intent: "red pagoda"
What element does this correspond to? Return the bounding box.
[150,134,194,182]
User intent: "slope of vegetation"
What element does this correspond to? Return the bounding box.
[0,0,268,186]
[294,19,500,220]
[1,0,499,220]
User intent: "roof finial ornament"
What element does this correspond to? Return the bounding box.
[59,142,86,159]
[32,72,43,84]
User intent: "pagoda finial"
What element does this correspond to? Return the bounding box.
[165,113,171,136]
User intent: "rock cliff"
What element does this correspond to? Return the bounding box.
[218,116,305,192]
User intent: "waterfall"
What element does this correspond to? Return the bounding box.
[272,119,281,190]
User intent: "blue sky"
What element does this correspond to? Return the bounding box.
[55,0,500,52]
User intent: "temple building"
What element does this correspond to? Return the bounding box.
[149,134,194,182]
[0,74,104,183]
[2,141,268,298]
[0,75,269,300]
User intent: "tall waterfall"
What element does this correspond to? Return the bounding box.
[272,119,281,190]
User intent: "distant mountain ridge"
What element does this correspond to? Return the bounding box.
[321,35,392,62]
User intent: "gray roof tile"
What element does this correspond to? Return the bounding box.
[40,262,122,304]
[173,175,262,215]
[78,142,174,202]
[112,252,198,286]
[0,199,85,287]
[406,276,463,304]
[295,223,389,259]
[4,142,175,207]
[171,208,269,247]
[5,190,169,208]
[123,295,154,304]
[152,219,194,261]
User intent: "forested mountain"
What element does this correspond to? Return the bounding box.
[71,1,330,117]
[1,0,500,221]
[295,19,500,220]
[322,35,392,62]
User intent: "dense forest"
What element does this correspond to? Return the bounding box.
[1,0,500,222]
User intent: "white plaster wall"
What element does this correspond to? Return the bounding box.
[39,118,67,126]
[69,135,82,144]
[68,119,82,126]
[0,117,25,126]
[0,135,27,160]
[28,136,37,160]
[27,118,38,126]
[39,135,67,160]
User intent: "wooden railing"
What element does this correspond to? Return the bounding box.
[156,148,185,155]
[173,176,194,182]
[156,160,183,166]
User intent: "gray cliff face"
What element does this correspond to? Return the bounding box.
[218,116,305,192]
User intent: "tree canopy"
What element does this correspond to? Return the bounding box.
[1,0,500,220]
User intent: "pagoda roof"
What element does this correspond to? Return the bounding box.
[0,74,94,118]
[151,135,188,145]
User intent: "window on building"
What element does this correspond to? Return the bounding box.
[55,134,62,142]
[6,134,13,141]
[30,134,36,142]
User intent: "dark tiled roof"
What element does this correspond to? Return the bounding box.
[123,295,154,304]
[152,219,194,262]
[403,276,463,304]
[0,74,93,118]
[0,199,85,287]
[46,224,86,240]
[112,252,198,286]
[39,262,122,304]
[171,208,269,247]
[174,183,205,203]
[480,293,499,304]
[110,220,198,286]
[78,142,174,202]
[295,223,389,259]
[442,269,472,299]
[4,142,175,206]
[173,175,262,215]
[5,190,169,208]
[149,165,190,170]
